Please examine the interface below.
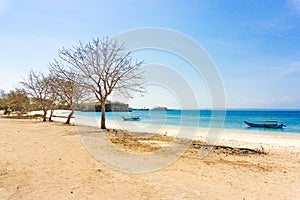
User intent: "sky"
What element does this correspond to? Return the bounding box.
[0,0,300,109]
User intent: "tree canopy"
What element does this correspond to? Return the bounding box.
[54,37,145,128]
[20,71,54,121]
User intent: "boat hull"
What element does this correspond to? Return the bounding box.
[244,121,286,129]
[122,116,141,121]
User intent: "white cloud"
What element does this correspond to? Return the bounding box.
[280,61,300,76]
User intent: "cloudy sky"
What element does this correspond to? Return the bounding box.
[0,0,300,109]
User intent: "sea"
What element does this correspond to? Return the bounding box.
[75,109,300,137]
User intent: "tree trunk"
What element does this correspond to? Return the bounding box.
[65,109,74,125]
[49,109,54,122]
[43,110,47,122]
[100,102,106,129]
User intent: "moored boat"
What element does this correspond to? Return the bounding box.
[122,116,141,121]
[244,120,286,129]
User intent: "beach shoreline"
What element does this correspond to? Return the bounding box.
[85,118,300,150]
[0,117,299,199]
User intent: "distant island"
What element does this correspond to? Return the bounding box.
[131,107,168,111]
[152,106,168,111]
[78,101,130,112]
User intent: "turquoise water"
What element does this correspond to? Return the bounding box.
[76,110,300,135]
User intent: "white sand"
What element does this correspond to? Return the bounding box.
[27,110,75,123]
[103,119,300,150]
[0,117,299,199]
[28,110,300,150]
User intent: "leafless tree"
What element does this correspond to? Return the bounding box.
[49,60,91,124]
[57,37,145,129]
[47,75,60,122]
[20,71,53,122]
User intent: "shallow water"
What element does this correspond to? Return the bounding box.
[75,110,300,136]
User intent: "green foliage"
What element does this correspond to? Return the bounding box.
[8,90,30,112]
[0,89,6,110]
[0,89,30,114]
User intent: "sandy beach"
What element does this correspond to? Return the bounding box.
[0,117,299,199]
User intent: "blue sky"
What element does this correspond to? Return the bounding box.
[0,0,300,109]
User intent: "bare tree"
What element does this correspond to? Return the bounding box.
[47,75,60,122]
[20,71,54,122]
[57,37,145,129]
[49,60,91,124]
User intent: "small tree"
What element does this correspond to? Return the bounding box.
[47,75,60,122]
[57,38,145,129]
[20,71,54,122]
[49,61,90,124]
[0,89,6,110]
[5,89,30,115]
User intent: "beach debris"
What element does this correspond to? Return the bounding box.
[190,141,267,155]
[105,129,267,156]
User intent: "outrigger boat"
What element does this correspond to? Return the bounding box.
[122,116,141,121]
[244,120,286,129]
